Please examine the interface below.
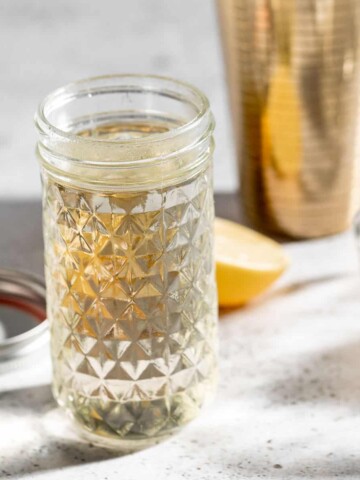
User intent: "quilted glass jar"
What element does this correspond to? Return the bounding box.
[35,75,218,449]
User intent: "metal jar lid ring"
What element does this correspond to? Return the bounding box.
[0,269,48,362]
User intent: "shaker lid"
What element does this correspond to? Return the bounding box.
[0,269,48,362]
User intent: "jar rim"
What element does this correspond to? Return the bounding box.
[35,73,211,148]
[35,74,214,190]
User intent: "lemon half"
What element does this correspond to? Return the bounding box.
[215,218,289,307]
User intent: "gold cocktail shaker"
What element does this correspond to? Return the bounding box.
[218,0,360,238]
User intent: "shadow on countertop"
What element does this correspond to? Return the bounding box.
[0,384,120,477]
[2,380,360,479]
[262,339,360,409]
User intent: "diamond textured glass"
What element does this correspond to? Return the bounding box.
[35,75,218,450]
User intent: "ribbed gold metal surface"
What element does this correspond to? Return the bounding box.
[218,0,360,238]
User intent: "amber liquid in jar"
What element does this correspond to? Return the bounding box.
[43,121,218,448]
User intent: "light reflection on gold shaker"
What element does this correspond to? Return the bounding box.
[218,0,360,238]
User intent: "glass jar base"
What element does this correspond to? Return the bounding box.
[71,416,179,452]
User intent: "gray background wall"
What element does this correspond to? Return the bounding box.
[0,0,237,199]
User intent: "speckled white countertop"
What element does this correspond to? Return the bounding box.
[1,230,360,479]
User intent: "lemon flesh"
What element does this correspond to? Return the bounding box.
[215,218,289,307]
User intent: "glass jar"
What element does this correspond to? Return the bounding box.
[35,75,218,449]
